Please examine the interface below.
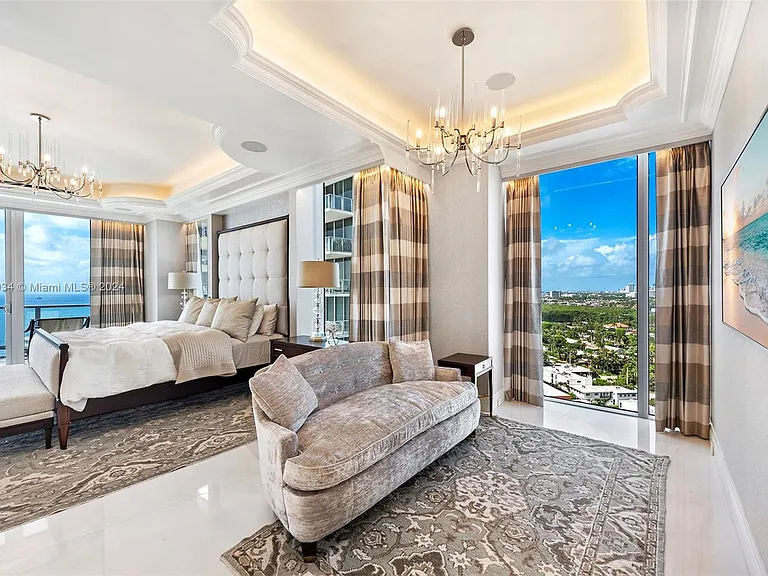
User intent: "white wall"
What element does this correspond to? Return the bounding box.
[221,191,290,229]
[292,184,324,336]
[143,219,185,321]
[429,167,505,406]
[711,1,768,566]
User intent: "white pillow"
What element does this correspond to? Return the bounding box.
[257,304,279,336]
[249,303,265,337]
[178,296,205,323]
[195,297,236,327]
[212,299,257,342]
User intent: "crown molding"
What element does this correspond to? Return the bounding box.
[500,122,711,181]
[700,0,752,128]
[679,0,700,122]
[167,161,258,207]
[0,185,161,223]
[211,0,669,165]
[177,141,385,220]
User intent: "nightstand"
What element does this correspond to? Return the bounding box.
[270,336,345,363]
[437,353,494,417]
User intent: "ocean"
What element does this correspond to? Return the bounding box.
[0,292,90,357]
[723,212,768,324]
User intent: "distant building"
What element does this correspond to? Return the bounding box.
[548,290,562,298]
[543,363,637,405]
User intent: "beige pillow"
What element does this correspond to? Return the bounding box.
[389,338,435,383]
[195,297,236,327]
[178,296,205,323]
[257,303,279,336]
[212,299,258,342]
[249,355,318,432]
[249,303,265,337]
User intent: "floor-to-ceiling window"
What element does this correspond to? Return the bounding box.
[323,176,353,340]
[540,155,653,415]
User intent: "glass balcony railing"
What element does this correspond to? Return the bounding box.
[327,279,351,294]
[325,236,352,254]
[325,194,353,213]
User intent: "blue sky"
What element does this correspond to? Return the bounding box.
[0,212,90,296]
[541,155,656,292]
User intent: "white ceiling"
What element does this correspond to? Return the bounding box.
[0,0,754,222]
[238,0,650,136]
[0,0,366,196]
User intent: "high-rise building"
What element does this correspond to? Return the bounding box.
[323,176,353,340]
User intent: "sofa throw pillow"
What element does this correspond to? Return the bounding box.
[249,354,318,432]
[212,298,257,342]
[249,303,265,337]
[257,303,279,336]
[195,297,236,327]
[178,295,205,323]
[389,338,435,383]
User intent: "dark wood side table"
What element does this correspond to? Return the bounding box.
[270,336,345,363]
[438,353,494,417]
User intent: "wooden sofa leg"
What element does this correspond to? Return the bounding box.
[44,422,53,449]
[301,541,317,563]
[57,403,70,450]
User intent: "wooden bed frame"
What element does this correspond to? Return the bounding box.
[33,215,289,449]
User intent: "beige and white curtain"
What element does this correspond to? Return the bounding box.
[184,222,198,273]
[655,142,711,439]
[90,220,145,328]
[504,176,544,406]
[350,165,429,342]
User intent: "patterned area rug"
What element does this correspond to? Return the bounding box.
[222,416,668,576]
[0,384,255,532]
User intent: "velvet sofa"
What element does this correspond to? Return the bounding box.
[249,341,480,562]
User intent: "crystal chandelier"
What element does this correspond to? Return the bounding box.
[0,113,103,200]
[406,28,522,189]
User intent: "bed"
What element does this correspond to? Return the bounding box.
[28,215,289,448]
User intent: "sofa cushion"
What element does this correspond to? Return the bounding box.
[0,365,55,424]
[283,379,477,491]
[389,338,435,383]
[249,355,318,432]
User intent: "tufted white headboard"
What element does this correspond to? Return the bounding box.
[217,217,289,336]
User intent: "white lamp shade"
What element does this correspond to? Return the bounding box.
[168,272,198,290]
[298,261,339,288]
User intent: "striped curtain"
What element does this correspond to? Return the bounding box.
[184,222,198,273]
[90,220,145,328]
[504,176,544,406]
[350,166,429,342]
[655,142,711,439]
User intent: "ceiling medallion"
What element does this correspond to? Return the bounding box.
[0,113,103,200]
[406,28,522,191]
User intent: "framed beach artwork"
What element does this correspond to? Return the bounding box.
[722,105,768,348]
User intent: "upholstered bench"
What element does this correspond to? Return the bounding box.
[0,364,56,448]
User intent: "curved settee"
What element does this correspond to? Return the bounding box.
[249,341,480,562]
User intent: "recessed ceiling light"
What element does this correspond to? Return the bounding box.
[241,140,268,153]
[486,73,516,91]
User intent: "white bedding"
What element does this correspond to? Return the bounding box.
[55,321,257,411]
[231,333,283,368]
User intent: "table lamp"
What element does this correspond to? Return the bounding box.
[168,272,199,310]
[298,260,339,341]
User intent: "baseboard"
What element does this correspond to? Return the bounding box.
[711,426,767,576]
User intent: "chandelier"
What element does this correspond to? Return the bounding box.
[406,28,522,188]
[0,113,102,200]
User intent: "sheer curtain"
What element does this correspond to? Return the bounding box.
[349,165,429,342]
[655,142,711,439]
[503,176,544,406]
[90,220,144,327]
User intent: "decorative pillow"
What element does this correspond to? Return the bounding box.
[178,296,205,323]
[388,338,436,383]
[249,354,318,432]
[249,303,265,337]
[257,303,279,336]
[195,297,236,327]
[212,299,258,342]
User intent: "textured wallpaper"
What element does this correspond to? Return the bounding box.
[221,190,290,229]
